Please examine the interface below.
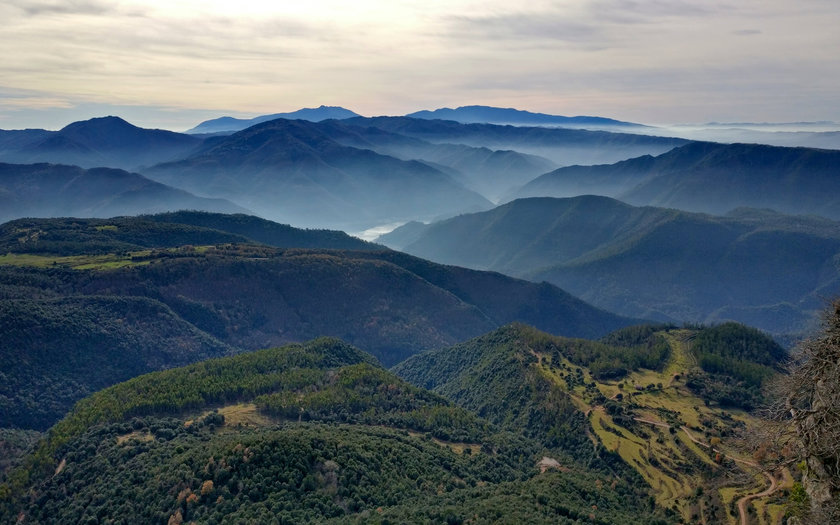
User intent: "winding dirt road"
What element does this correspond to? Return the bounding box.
[736,471,777,525]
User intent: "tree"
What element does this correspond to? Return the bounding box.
[767,299,840,522]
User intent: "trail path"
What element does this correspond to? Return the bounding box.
[736,471,777,525]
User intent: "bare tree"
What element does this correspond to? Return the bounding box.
[767,299,840,522]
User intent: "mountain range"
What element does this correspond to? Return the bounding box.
[0,102,831,524]
[379,195,840,337]
[145,118,494,229]
[341,116,687,166]
[0,114,689,229]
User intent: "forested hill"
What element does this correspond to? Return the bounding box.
[0,296,234,430]
[0,211,379,255]
[394,322,789,522]
[1,218,637,431]
[0,338,673,525]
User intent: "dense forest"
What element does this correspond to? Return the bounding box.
[1,338,673,524]
[0,296,233,429]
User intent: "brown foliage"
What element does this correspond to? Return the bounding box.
[200,480,214,496]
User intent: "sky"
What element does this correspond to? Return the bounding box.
[1,0,838,131]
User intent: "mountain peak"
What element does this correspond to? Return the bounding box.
[59,115,138,133]
[187,106,361,134]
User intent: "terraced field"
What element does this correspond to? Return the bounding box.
[536,329,788,524]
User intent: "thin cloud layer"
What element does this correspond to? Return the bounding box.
[0,0,838,130]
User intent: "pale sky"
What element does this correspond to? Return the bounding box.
[1,0,838,131]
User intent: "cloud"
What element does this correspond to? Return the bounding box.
[0,95,74,110]
[0,0,838,127]
[442,13,603,47]
[11,0,111,16]
[588,0,723,23]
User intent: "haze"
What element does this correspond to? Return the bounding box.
[1,0,839,130]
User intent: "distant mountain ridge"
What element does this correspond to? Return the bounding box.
[0,162,247,223]
[145,118,493,230]
[186,105,361,134]
[407,105,644,128]
[0,116,201,170]
[379,195,840,336]
[1,112,688,230]
[515,141,840,219]
[343,116,686,165]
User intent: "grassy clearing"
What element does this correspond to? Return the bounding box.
[661,330,697,377]
[0,245,221,270]
[213,403,274,428]
[765,503,785,525]
[676,430,718,467]
[0,251,152,270]
[407,431,482,455]
[116,430,154,445]
[752,499,784,525]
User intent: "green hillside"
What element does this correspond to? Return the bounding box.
[143,211,380,250]
[1,215,636,432]
[394,323,793,524]
[1,338,671,525]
